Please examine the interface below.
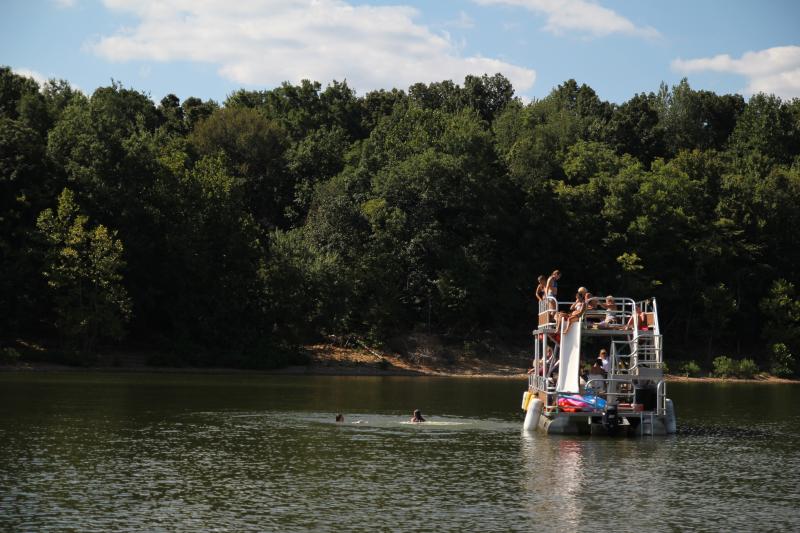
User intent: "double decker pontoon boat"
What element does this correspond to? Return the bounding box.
[522,295,676,436]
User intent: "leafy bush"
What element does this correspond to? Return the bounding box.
[737,358,759,379]
[770,343,796,378]
[681,360,701,377]
[1,347,21,364]
[712,356,738,378]
[661,361,670,374]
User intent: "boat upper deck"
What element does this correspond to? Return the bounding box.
[534,296,659,337]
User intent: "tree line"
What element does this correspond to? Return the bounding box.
[1,66,799,374]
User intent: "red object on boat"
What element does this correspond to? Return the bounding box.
[557,396,593,411]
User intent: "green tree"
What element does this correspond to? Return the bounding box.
[728,93,798,164]
[189,106,290,228]
[760,279,800,352]
[36,189,131,354]
[181,96,218,131]
[0,116,60,337]
[606,92,664,163]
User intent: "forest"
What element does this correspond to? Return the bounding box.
[1,66,799,374]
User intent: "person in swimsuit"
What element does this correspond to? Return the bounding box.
[410,409,426,423]
[557,289,586,334]
[535,275,546,302]
[599,295,618,327]
[585,291,597,311]
[625,304,648,330]
[545,270,560,298]
[544,270,561,316]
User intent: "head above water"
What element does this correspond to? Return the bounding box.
[335,413,344,422]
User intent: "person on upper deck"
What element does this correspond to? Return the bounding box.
[556,288,586,334]
[535,275,546,303]
[625,304,648,331]
[599,295,618,327]
[585,292,598,311]
[545,270,560,299]
[544,270,561,315]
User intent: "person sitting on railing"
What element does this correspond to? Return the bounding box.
[528,346,554,376]
[527,358,544,375]
[584,292,608,325]
[556,288,586,334]
[585,292,597,311]
[624,304,648,331]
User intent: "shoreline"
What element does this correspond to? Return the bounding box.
[2,362,798,384]
[2,342,797,383]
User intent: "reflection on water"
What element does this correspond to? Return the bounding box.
[1,374,799,531]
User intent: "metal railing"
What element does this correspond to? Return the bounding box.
[538,296,639,332]
[584,377,635,404]
[529,295,664,415]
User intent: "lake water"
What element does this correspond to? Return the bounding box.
[1,373,799,531]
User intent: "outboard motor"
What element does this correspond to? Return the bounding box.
[603,403,620,435]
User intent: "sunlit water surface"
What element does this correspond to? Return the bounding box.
[1,374,799,531]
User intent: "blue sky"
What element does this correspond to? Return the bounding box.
[2,0,799,104]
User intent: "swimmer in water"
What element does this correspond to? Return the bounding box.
[410,409,426,423]
[335,414,344,423]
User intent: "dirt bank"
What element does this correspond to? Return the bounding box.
[2,337,797,382]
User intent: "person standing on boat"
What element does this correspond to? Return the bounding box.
[545,270,560,299]
[545,270,561,317]
[535,275,546,302]
[590,358,606,377]
[599,349,610,373]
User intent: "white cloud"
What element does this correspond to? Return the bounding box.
[672,46,800,99]
[12,68,48,86]
[89,0,536,94]
[53,0,77,7]
[474,0,659,39]
[446,11,475,30]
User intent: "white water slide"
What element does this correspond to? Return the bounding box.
[556,319,582,394]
